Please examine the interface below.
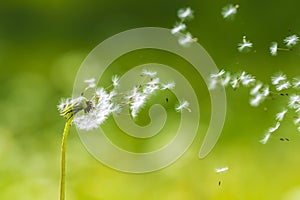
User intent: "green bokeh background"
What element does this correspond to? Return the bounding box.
[1,0,300,199]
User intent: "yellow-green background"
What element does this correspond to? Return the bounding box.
[1,0,300,199]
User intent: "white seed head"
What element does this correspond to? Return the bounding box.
[238,36,253,52]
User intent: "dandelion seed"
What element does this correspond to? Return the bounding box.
[288,95,300,108]
[221,72,231,86]
[292,78,300,88]
[84,78,96,89]
[142,69,157,77]
[276,81,290,91]
[250,82,263,95]
[284,34,299,47]
[112,75,119,87]
[294,116,300,125]
[161,82,175,90]
[176,100,191,112]
[240,71,255,86]
[250,94,264,107]
[221,4,239,19]
[276,109,288,121]
[262,86,270,96]
[231,78,240,89]
[260,132,271,144]
[210,69,226,78]
[271,73,286,85]
[209,78,218,90]
[177,7,194,21]
[178,32,197,47]
[130,92,147,118]
[171,23,187,35]
[238,36,253,52]
[297,126,300,132]
[270,42,278,56]
[215,167,229,173]
[268,122,280,133]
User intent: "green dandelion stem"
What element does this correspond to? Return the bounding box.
[60,117,73,200]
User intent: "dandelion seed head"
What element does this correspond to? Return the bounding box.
[284,34,299,47]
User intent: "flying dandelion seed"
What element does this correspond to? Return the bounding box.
[177,7,194,21]
[178,32,197,47]
[238,36,253,52]
[260,132,271,144]
[215,166,229,173]
[284,34,299,47]
[221,4,239,19]
[171,22,187,35]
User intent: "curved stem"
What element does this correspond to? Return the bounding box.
[60,117,73,200]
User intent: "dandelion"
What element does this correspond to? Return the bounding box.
[171,23,187,35]
[271,73,286,85]
[178,32,197,47]
[177,7,194,21]
[276,81,290,91]
[275,109,288,121]
[209,78,218,90]
[221,4,239,19]
[268,122,281,133]
[215,166,229,173]
[238,36,253,52]
[176,100,191,112]
[260,132,271,144]
[284,34,299,47]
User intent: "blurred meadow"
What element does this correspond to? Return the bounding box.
[1,0,300,199]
